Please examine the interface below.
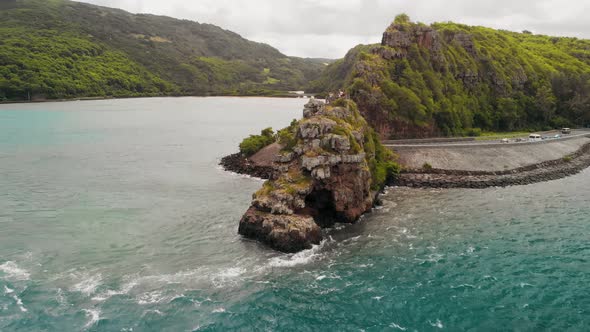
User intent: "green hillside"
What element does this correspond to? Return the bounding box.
[0,0,327,101]
[311,15,590,138]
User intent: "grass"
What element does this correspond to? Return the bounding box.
[474,131,533,141]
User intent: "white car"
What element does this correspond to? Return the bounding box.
[529,134,542,141]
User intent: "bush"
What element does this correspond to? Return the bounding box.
[422,162,433,170]
[563,156,573,163]
[465,128,482,137]
[385,161,401,182]
[239,127,275,157]
[365,128,401,190]
[277,119,299,152]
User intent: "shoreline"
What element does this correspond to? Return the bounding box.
[0,93,314,105]
[220,140,590,189]
[219,153,274,180]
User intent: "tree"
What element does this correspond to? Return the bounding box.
[535,85,556,123]
[394,14,411,25]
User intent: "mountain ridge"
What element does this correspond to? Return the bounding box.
[0,0,329,101]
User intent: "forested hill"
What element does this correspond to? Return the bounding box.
[0,0,328,101]
[311,15,590,139]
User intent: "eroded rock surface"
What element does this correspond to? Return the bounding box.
[238,99,392,252]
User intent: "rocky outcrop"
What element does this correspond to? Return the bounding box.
[238,99,394,252]
[380,23,443,62]
[220,153,274,179]
[382,24,442,53]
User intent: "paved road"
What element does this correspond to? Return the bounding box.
[384,129,590,148]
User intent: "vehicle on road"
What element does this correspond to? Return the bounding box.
[529,134,542,141]
[562,128,571,134]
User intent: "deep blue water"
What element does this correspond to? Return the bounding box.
[1,97,589,331]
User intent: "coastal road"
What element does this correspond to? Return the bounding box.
[383,129,590,149]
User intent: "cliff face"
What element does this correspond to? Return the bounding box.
[310,18,590,139]
[239,100,397,252]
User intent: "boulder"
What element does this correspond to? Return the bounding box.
[239,208,322,253]
[303,99,325,119]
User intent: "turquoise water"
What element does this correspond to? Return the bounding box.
[1,97,589,331]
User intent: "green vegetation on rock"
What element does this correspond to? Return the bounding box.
[365,127,400,189]
[239,127,275,157]
[277,119,300,152]
[310,15,590,138]
[0,0,327,101]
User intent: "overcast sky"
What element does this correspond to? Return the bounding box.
[80,0,590,58]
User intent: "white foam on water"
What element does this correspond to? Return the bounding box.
[217,165,265,182]
[71,274,103,296]
[136,291,186,306]
[429,319,444,329]
[212,307,226,313]
[389,322,407,331]
[211,267,247,288]
[4,285,14,294]
[12,294,27,312]
[316,275,326,281]
[83,309,100,329]
[4,280,27,312]
[345,236,361,242]
[137,290,167,305]
[91,280,138,302]
[55,288,67,307]
[0,261,31,281]
[138,268,205,285]
[268,239,329,268]
[451,284,476,289]
[215,267,245,279]
[148,309,164,316]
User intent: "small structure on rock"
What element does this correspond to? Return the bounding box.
[238,99,398,252]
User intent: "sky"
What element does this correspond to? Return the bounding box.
[79,0,590,59]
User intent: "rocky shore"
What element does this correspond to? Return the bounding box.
[219,153,274,179]
[397,142,590,188]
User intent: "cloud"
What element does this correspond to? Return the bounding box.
[79,0,590,58]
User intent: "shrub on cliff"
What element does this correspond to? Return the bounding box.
[365,128,400,190]
[239,127,275,157]
[277,119,299,152]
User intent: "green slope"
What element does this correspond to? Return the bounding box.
[0,0,327,101]
[311,15,590,138]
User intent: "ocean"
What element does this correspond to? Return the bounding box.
[0,97,588,331]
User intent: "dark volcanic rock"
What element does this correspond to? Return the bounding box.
[239,207,321,253]
[219,153,273,179]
